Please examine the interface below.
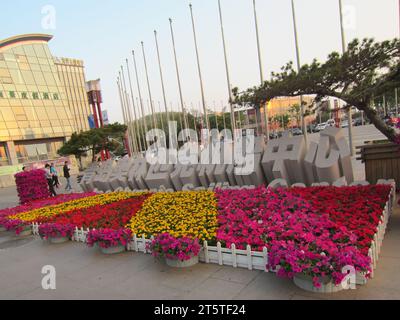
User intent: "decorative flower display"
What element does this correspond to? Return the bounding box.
[0,192,97,218]
[8,191,139,222]
[14,169,50,204]
[127,191,219,241]
[148,233,201,261]
[215,185,391,288]
[40,193,151,229]
[1,219,30,235]
[38,223,75,240]
[86,228,132,249]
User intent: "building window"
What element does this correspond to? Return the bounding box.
[43,92,50,100]
[53,93,59,100]
[0,143,9,166]
[32,92,39,100]
[9,91,16,98]
[21,92,28,99]
[0,91,3,98]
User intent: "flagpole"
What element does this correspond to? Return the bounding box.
[118,72,135,155]
[253,0,269,141]
[291,0,308,145]
[338,0,354,156]
[117,78,132,156]
[154,30,170,127]
[217,0,236,137]
[169,18,189,132]
[141,41,157,131]
[132,50,148,149]
[189,3,210,132]
[120,67,139,155]
[126,58,144,153]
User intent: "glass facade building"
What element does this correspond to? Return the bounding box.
[0,34,91,165]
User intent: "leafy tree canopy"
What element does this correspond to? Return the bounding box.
[233,38,400,142]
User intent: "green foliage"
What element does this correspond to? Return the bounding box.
[234,38,400,142]
[57,123,128,166]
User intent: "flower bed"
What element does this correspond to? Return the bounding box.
[15,169,49,204]
[0,193,97,218]
[38,223,75,240]
[127,191,219,241]
[86,228,132,249]
[148,233,201,261]
[215,185,392,288]
[7,191,139,223]
[39,193,151,229]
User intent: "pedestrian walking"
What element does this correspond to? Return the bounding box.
[45,164,57,197]
[50,163,60,188]
[63,161,72,191]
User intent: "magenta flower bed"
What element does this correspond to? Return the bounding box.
[148,233,201,261]
[86,228,132,248]
[215,185,391,287]
[0,218,30,235]
[38,223,75,240]
[15,169,50,204]
[0,192,97,218]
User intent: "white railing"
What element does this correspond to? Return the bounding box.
[30,184,394,286]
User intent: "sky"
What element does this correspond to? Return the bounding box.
[0,0,399,123]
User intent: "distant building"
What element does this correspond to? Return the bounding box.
[0,34,92,166]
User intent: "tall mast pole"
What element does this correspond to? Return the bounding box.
[217,0,236,137]
[189,3,209,131]
[169,18,189,132]
[132,50,148,149]
[141,41,157,131]
[291,0,308,145]
[253,0,269,141]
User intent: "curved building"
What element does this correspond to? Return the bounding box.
[0,34,91,166]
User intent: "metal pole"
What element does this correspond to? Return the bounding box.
[213,101,219,131]
[189,3,209,131]
[217,0,236,136]
[169,18,189,131]
[141,41,157,131]
[253,0,269,141]
[338,0,354,155]
[117,78,132,156]
[291,0,308,145]
[118,73,135,156]
[154,30,170,126]
[120,68,138,155]
[132,50,148,149]
[221,102,227,130]
[126,58,143,153]
[157,101,165,134]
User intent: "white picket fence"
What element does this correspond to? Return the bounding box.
[30,183,395,286]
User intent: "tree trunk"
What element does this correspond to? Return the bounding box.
[358,103,398,143]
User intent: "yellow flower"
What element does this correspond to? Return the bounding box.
[127,190,218,241]
[9,191,148,222]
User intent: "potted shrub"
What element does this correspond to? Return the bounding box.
[2,219,31,236]
[38,223,75,244]
[148,233,201,268]
[86,228,131,254]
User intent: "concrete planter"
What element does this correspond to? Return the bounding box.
[293,273,344,293]
[48,236,69,244]
[166,255,199,268]
[99,244,126,255]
